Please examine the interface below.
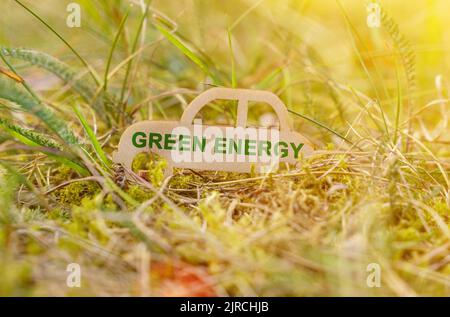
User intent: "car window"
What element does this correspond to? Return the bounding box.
[193,99,238,126]
[246,101,280,129]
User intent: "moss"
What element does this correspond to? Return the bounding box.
[47,208,71,221]
[64,197,110,244]
[21,208,47,222]
[53,181,100,206]
[395,227,421,241]
[132,152,168,187]
[51,165,80,183]
[103,193,119,211]
[169,172,197,188]
[126,185,154,203]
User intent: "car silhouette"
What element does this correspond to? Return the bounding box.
[113,88,314,176]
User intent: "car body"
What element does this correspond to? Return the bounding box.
[113,88,314,175]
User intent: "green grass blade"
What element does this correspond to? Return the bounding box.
[394,60,402,146]
[155,23,220,85]
[0,119,88,175]
[39,151,89,176]
[1,47,97,106]
[0,118,61,149]
[0,161,48,209]
[288,108,357,148]
[255,67,283,90]
[0,49,78,144]
[104,10,130,94]
[119,4,150,108]
[13,0,101,86]
[229,0,264,31]
[0,77,78,145]
[227,28,237,88]
[0,140,88,176]
[73,104,110,169]
[336,0,389,136]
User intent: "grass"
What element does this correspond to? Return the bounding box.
[0,0,449,296]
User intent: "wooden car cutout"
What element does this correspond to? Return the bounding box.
[113,88,314,176]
